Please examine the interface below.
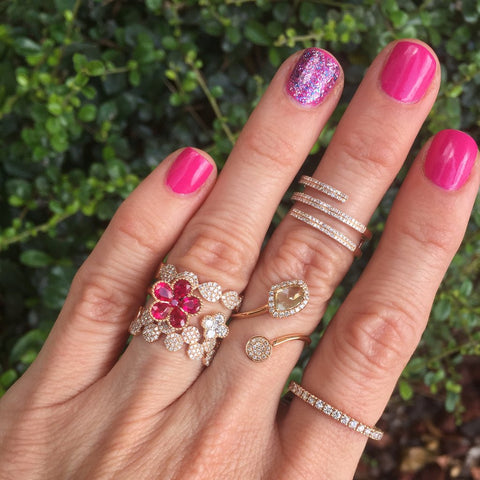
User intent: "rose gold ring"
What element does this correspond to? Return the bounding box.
[231,280,309,319]
[128,263,241,366]
[288,381,384,441]
[245,334,311,362]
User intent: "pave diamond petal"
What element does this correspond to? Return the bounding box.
[143,323,160,343]
[164,333,183,351]
[187,343,204,360]
[157,263,177,282]
[198,282,222,302]
[182,326,201,344]
[221,291,242,309]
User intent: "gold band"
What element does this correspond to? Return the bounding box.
[231,280,309,319]
[245,334,311,362]
[288,381,384,441]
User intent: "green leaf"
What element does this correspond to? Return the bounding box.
[10,330,48,364]
[433,298,451,322]
[85,60,105,76]
[244,21,271,46]
[78,104,97,122]
[0,369,18,389]
[399,379,413,401]
[13,37,42,56]
[146,0,162,11]
[20,250,53,267]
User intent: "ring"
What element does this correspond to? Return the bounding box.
[156,263,243,310]
[288,381,384,441]
[290,177,371,257]
[290,208,367,257]
[291,192,371,237]
[245,334,311,362]
[298,175,348,203]
[128,263,242,365]
[231,280,309,319]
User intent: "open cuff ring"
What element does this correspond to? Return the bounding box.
[245,334,311,362]
[290,176,371,257]
[231,280,309,319]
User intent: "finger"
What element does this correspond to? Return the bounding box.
[211,41,439,396]
[284,130,479,479]
[115,48,344,403]
[21,148,216,402]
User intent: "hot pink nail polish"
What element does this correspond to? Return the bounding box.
[381,41,436,103]
[166,148,213,194]
[424,130,477,191]
[286,48,340,106]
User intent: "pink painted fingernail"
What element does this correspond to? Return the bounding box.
[381,41,436,103]
[424,130,477,191]
[166,148,213,194]
[286,48,340,106]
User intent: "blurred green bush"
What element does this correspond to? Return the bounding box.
[1,0,479,418]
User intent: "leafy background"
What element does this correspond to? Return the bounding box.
[0,0,479,478]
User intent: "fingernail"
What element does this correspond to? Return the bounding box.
[286,48,340,106]
[424,130,477,191]
[166,148,213,194]
[381,41,436,103]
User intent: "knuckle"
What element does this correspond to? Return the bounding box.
[111,204,162,258]
[337,119,401,179]
[69,269,130,332]
[266,228,347,302]
[241,123,299,172]
[177,220,259,286]
[333,301,420,381]
[396,211,452,259]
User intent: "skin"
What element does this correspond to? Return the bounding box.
[0,40,478,480]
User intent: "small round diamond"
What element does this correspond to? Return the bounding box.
[157,263,177,282]
[129,318,143,335]
[182,326,200,344]
[143,323,160,343]
[187,343,204,360]
[158,321,173,334]
[198,282,222,302]
[245,336,272,362]
[164,333,183,351]
[222,291,242,309]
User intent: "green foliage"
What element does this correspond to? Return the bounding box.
[1,0,479,420]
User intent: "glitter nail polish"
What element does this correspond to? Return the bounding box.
[286,48,340,106]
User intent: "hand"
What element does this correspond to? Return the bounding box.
[1,40,478,480]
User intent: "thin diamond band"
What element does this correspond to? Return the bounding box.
[299,175,348,203]
[288,381,384,441]
[291,192,371,238]
[290,208,365,255]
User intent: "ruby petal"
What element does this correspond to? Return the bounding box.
[150,302,171,320]
[173,279,191,298]
[153,282,174,301]
[169,308,187,328]
[180,296,201,314]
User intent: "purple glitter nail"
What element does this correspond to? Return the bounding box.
[286,48,340,106]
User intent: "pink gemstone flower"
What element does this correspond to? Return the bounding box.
[149,279,201,329]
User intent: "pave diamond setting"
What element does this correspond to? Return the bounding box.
[268,280,309,318]
[288,381,384,441]
[245,336,272,362]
